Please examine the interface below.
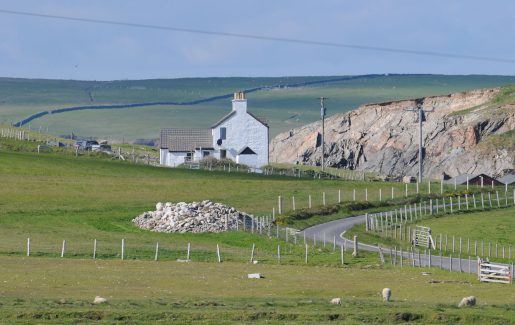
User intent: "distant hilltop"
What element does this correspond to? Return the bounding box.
[270,86,515,178]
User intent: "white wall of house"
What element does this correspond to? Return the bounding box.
[236,153,257,167]
[212,98,268,168]
[169,152,189,166]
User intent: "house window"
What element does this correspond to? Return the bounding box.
[220,149,227,159]
[186,152,192,162]
[220,127,226,140]
[203,151,210,157]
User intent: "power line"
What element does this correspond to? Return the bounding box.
[1,8,515,64]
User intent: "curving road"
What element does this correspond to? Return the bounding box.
[301,213,505,275]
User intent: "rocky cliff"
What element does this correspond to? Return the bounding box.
[270,87,514,178]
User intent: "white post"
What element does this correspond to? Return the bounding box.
[93,239,97,259]
[277,244,281,263]
[250,243,255,263]
[308,195,312,209]
[405,183,408,197]
[292,196,296,211]
[154,242,159,261]
[352,235,358,257]
[61,240,66,258]
[305,244,308,263]
[379,188,382,201]
[278,196,282,214]
[440,180,443,194]
[365,188,368,201]
[121,239,125,260]
[187,242,191,260]
[341,244,344,266]
[353,189,356,201]
[217,244,221,263]
[338,189,341,203]
[27,238,30,257]
[428,181,431,194]
[323,192,326,206]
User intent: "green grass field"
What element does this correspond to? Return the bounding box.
[1,142,514,323]
[2,74,515,140]
[0,257,514,324]
[346,206,515,263]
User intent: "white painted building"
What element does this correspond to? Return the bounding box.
[160,92,269,168]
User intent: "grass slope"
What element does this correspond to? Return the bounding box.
[1,74,514,140]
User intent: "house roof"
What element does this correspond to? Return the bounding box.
[444,173,497,185]
[160,128,212,152]
[498,174,515,185]
[444,173,477,185]
[211,110,269,128]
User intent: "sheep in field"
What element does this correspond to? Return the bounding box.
[382,288,391,302]
[458,296,476,308]
[330,297,342,305]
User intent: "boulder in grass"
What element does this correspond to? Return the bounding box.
[93,296,107,304]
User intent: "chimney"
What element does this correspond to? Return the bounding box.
[232,91,247,113]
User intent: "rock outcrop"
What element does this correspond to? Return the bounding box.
[133,201,253,233]
[270,88,514,178]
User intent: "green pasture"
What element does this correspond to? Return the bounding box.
[346,205,515,262]
[0,257,513,324]
[2,74,514,140]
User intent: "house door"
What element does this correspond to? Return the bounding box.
[220,150,227,159]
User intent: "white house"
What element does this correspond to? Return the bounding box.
[160,92,269,168]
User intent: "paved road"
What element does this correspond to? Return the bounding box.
[301,213,491,274]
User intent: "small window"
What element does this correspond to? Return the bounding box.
[220,149,227,159]
[203,151,210,157]
[220,127,226,140]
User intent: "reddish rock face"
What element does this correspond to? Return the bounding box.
[270,87,514,178]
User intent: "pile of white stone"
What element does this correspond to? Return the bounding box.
[132,200,254,233]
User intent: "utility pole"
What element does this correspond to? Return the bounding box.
[405,104,433,183]
[319,97,327,171]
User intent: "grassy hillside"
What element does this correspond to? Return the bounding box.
[0,143,514,323]
[1,74,514,140]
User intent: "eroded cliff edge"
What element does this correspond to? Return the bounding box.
[270,87,514,178]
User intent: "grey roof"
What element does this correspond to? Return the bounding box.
[160,128,212,152]
[211,110,269,128]
[498,174,515,185]
[211,111,236,128]
[444,173,477,185]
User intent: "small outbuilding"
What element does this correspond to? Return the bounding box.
[497,174,515,186]
[445,173,503,187]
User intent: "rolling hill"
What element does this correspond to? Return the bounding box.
[1,74,515,141]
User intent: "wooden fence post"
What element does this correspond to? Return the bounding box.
[352,235,358,257]
[61,240,66,258]
[121,239,125,260]
[93,239,97,259]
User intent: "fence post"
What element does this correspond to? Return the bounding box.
[305,244,308,263]
[365,188,368,201]
[250,243,255,262]
[217,244,221,262]
[277,244,281,264]
[154,242,159,261]
[27,238,30,257]
[353,189,356,201]
[308,195,312,209]
[93,239,97,259]
[278,196,283,214]
[379,188,382,201]
[187,242,191,260]
[292,196,296,211]
[352,235,358,257]
[61,240,66,258]
[341,244,344,266]
[323,192,326,206]
[338,189,341,203]
[121,239,125,260]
